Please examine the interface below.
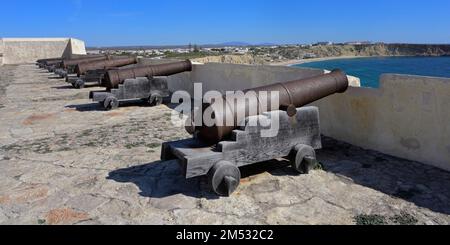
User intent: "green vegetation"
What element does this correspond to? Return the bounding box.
[83,142,97,147]
[390,212,418,225]
[146,143,160,149]
[355,212,419,225]
[78,129,93,138]
[354,214,388,225]
[124,142,160,149]
[127,127,140,133]
[125,142,144,149]
[162,51,213,60]
[314,162,325,171]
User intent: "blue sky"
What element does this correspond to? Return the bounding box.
[1,0,449,46]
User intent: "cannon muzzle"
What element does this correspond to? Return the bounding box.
[191,69,349,144]
[75,57,138,76]
[103,60,193,89]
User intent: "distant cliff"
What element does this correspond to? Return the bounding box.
[278,44,450,59]
[191,44,450,66]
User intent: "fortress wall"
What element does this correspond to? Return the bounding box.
[68,38,87,56]
[312,74,450,171]
[0,39,3,65]
[162,61,450,171]
[0,38,86,65]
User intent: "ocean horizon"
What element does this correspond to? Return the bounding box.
[294,56,450,87]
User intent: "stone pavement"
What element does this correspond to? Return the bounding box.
[0,65,449,225]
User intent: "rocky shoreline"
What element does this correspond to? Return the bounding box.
[269,56,371,66]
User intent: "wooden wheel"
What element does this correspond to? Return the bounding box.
[103,96,119,111]
[74,79,85,89]
[148,93,163,106]
[291,144,318,174]
[208,161,241,196]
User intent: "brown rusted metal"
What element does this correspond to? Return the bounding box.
[38,54,104,64]
[192,69,349,144]
[42,59,64,66]
[61,55,110,69]
[75,57,138,76]
[104,60,193,89]
[37,57,62,64]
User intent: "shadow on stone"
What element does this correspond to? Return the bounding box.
[318,136,450,215]
[48,76,63,80]
[107,160,218,199]
[240,159,299,178]
[52,85,76,90]
[65,103,103,112]
[70,99,175,112]
[52,84,99,90]
[107,158,298,199]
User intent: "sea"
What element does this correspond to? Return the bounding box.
[293,56,450,88]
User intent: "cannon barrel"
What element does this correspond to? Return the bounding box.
[75,57,138,76]
[42,59,64,66]
[40,55,105,66]
[61,55,110,69]
[37,57,62,64]
[104,60,193,89]
[37,58,62,68]
[192,69,349,144]
[38,54,104,64]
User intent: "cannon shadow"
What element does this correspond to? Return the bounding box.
[52,85,76,90]
[317,136,450,215]
[107,158,297,199]
[65,103,103,112]
[64,100,167,112]
[107,137,450,215]
[107,160,217,199]
[48,76,64,80]
[52,84,100,90]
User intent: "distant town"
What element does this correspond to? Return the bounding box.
[87,41,450,65]
[87,41,378,63]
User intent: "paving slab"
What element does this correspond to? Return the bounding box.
[0,65,449,225]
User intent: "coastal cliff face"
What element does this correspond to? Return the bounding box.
[278,44,450,59]
[193,54,266,65]
[192,44,450,66]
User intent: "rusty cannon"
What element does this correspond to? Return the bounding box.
[37,54,105,70]
[54,55,111,77]
[44,55,105,73]
[36,57,62,68]
[103,60,193,89]
[64,57,138,89]
[192,69,349,144]
[90,60,193,110]
[162,70,349,196]
[75,56,138,77]
[39,58,63,70]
